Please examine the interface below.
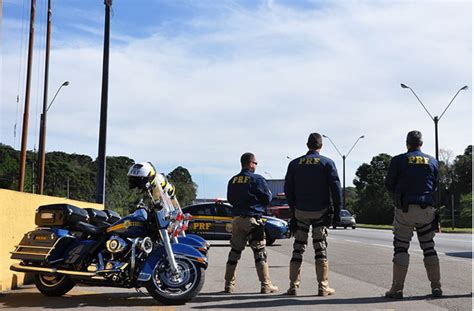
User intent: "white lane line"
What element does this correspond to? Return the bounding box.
[330,237,471,263]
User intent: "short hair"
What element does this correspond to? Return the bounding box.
[406,130,423,147]
[307,133,323,149]
[240,152,255,167]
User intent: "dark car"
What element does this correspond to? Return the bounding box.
[183,201,289,246]
[333,209,356,229]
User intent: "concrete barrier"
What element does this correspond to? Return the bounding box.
[0,189,103,291]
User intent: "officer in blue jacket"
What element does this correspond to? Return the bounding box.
[385,130,441,299]
[284,133,342,296]
[224,152,278,294]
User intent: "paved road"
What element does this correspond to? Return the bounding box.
[1,228,471,310]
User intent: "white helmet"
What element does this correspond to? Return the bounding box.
[127,162,157,190]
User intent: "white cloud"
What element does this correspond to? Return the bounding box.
[1,1,471,198]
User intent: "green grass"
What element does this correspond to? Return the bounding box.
[358,223,472,233]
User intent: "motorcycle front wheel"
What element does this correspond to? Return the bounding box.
[146,256,205,305]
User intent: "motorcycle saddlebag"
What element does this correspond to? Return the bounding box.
[85,208,109,226]
[104,210,121,224]
[11,228,75,263]
[35,204,89,228]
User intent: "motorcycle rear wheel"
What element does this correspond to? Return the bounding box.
[146,256,205,305]
[33,273,75,296]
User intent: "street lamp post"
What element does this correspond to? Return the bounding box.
[400,83,468,211]
[37,81,70,194]
[322,135,365,210]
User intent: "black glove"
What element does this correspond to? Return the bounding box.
[288,217,298,237]
[431,210,440,232]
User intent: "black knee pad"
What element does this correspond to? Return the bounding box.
[253,248,267,263]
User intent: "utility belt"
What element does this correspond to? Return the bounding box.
[394,194,431,212]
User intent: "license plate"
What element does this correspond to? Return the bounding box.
[34,235,47,241]
[40,212,54,220]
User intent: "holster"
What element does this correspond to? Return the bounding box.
[250,218,265,242]
[394,194,408,213]
[288,217,298,237]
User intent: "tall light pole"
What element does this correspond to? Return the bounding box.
[323,134,365,210]
[400,83,468,162]
[96,0,112,204]
[400,83,468,213]
[37,81,70,193]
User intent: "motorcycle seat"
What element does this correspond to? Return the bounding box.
[76,221,107,235]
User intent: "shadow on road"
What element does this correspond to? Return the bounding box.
[445,252,472,259]
[191,293,473,309]
[0,291,161,308]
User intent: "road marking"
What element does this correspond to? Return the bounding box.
[330,237,471,263]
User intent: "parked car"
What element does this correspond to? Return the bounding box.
[266,193,291,221]
[182,201,289,246]
[333,209,356,229]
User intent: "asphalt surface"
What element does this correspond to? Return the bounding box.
[1,228,472,310]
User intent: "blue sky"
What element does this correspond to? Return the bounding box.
[1,0,472,199]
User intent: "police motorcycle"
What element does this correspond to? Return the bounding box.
[10,181,208,305]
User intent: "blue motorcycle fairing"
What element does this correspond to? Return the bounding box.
[137,243,208,282]
[185,234,210,248]
[176,236,207,254]
[106,208,148,238]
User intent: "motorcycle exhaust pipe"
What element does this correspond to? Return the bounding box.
[10,263,105,280]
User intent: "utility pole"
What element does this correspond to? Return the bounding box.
[37,0,52,194]
[18,0,37,191]
[96,0,112,204]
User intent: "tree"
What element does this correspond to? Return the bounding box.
[458,193,472,228]
[344,186,357,214]
[104,156,137,216]
[167,166,198,206]
[0,144,19,189]
[452,145,472,195]
[352,153,393,224]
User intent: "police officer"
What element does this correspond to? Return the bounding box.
[284,133,342,296]
[385,130,441,299]
[224,152,279,294]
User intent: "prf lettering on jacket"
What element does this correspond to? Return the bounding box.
[298,157,321,165]
[232,176,250,184]
[408,156,430,165]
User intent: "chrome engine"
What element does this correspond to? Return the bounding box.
[87,236,154,281]
[106,236,128,253]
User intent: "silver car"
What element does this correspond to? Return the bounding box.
[332,209,356,229]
